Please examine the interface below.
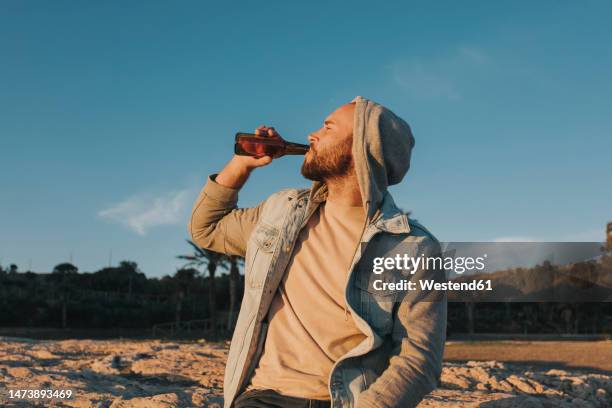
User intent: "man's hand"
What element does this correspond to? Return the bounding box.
[215,125,280,189]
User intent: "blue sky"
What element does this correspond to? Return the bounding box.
[1,1,611,277]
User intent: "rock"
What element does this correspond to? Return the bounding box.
[469,366,493,383]
[467,360,506,369]
[497,380,516,393]
[91,355,130,375]
[30,349,58,359]
[546,369,569,377]
[506,374,538,394]
[6,367,31,378]
[441,371,472,389]
[476,382,489,391]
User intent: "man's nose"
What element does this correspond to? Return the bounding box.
[308,133,318,144]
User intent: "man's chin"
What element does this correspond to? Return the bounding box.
[300,169,319,182]
[302,176,323,182]
[300,164,323,182]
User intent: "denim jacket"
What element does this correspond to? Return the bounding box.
[189,175,446,408]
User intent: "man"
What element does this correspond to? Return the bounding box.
[189,96,447,408]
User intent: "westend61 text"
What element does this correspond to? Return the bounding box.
[372,279,493,292]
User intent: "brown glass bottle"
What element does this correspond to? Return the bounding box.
[234,132,310,158]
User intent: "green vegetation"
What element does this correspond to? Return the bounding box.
[0,241,243,338]
[1,241,611,338]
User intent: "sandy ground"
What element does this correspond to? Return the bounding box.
[0,338,611,407]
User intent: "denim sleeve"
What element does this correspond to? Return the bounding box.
[357,237,448,408]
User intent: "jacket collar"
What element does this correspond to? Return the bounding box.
[371,191,410,234]
[304,184,410,234]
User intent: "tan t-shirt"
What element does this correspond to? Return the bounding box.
[247,200,368,399]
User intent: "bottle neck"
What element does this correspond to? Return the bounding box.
[284,141,310,155]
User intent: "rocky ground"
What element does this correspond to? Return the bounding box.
[0,338,610,407]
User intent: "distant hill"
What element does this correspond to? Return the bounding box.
[449,258,612,302]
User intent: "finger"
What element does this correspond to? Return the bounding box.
[268,127,277,137]
[256,125,271,136]
[255,155,273,165]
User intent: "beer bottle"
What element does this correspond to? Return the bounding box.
[234,132,310,158]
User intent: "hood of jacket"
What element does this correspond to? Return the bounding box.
[307,96,415,223]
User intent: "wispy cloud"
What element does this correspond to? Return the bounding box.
[98,189,193,236]
[389,45,489,100]
[392,61,460,100]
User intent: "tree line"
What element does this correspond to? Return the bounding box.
[1,240,611,338]
[0,240,242,338]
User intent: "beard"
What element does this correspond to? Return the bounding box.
[301,137,354,181]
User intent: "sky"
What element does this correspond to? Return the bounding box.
[1,1,611,277]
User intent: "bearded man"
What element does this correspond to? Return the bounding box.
[189,96,447,408]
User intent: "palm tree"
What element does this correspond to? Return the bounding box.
[51,262,79,329]
[178,240,229,338]
[118,261,140,300]
[172,267,200,328]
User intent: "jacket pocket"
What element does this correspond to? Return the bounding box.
[354,272,398,335]
[247,223,279,289]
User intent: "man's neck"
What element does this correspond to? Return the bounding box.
[324,174,362,207]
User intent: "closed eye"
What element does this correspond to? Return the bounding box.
[324,119,336,129]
